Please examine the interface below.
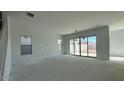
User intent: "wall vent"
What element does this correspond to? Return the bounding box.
[26,12,34,18]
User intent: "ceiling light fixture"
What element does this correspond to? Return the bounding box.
[74,30,78,33]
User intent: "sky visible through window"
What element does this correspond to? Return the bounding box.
[88,36,96,43]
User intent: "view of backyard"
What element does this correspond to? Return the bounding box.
[70,36,96,57]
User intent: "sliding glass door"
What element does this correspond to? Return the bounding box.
[74,38,80,55]
[69,38,80,55]
[69,36,96,57]
[69,39,74,54]
[87,36,96,57]
[81,37,88,56]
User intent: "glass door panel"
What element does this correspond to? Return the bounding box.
[74,38,80,55]
[88,36,96,57]
[81,37,88,56]
[69,39,74,54]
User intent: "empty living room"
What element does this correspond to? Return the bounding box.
[1,0,124,93]
[0,11,124,81]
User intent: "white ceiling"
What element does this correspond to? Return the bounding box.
[7,11,124,34]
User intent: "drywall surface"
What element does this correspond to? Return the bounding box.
[62,26,110,60]
[3,16,12,80]
[0,12,12,80]
[9,16,61,65]
[110,30,124,57]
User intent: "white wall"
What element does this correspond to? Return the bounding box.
[62,26,110,60]
[9,16,61,65]
[0,12,12,80]
[110,30,124,57]
[3,16,12,80]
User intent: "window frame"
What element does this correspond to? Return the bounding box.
[69,35,97,58]
[20,35,32,56]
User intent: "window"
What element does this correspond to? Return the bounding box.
[81,37,88,56]
[69,35,96,57]
[58,39,62,51]
[74,38,80,55]
[88,36,96,57]
[20,36,32,55]
[70,39,74,54]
